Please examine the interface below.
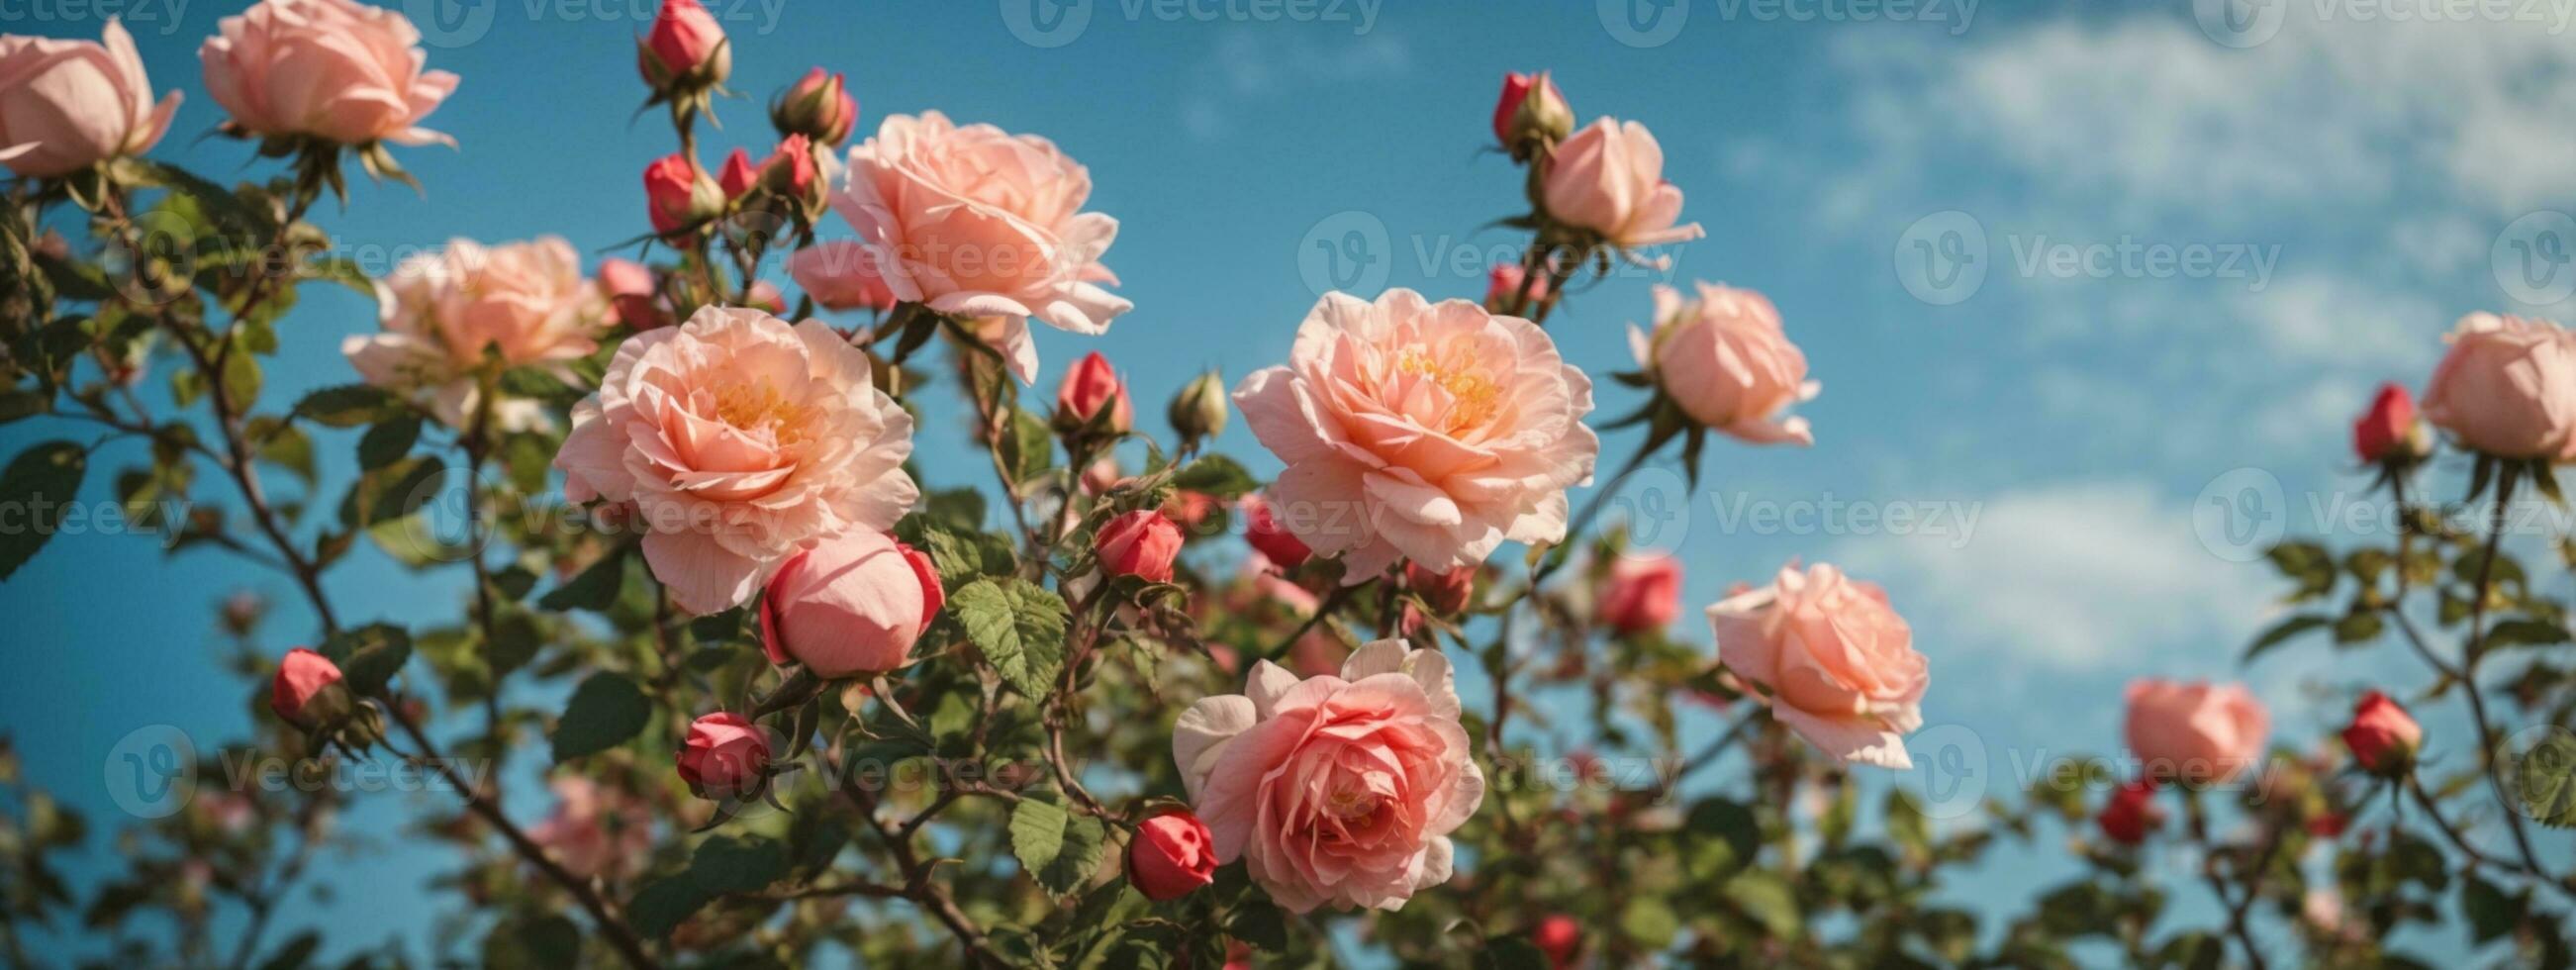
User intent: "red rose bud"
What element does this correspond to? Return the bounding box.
[2307,812,2348,838]
[2097,778,2162,846]
[1241,494,1311,569]
[758,135,823,213]
[676,712,772,799]
[1532,915,1581,968]
[269,647,352,728]
[717,147,757,200]
[1491,70,1573,159]
[2340,690,2422,775]
[638,0,729,93]
[644,152,722,237]
[1485,262,1550,313]
[1054,350,1133,434]
[1126,809,1217,901]
[1406,561,1476,616]
[1597,553,1682,635]
[1097,510,1182,583]
[2352,382,2424,465]
[772,67,858,146]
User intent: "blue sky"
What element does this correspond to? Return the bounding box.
[5,0,2572,961]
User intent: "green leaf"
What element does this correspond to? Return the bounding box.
[689,835,789,895]
[1001,409,1055,486]
[2331,610,2384,646]
[482,915,581,970]
[1172,454,1258,498]
[551,672,649,761]
[220,346,262,408]
[321,624,412,698]
[1620,895,1680,948]
[538,548,627,613]
[952,577,1070,699]
[293,384,401,428]
[357,415,422,471]
[121,159,266,236]
[300,255,377,297]
[625,875,712,940]
[1009,792,1105,899]
[1724,871,1800,937]
[2460,874,2517,943]
[1227,898,1289,950]
[2480,619,2571,655]
[1475,937,1551,970]
[1685,797,1760,875]
[0,441,87,581]
[2242,615,2331,664]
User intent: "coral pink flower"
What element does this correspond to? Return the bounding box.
[676,712,770,799]
[1234,289,1598,583]
[2097,779,2161,845]
[788,241,897,313]
[1126,809,1218,901]
[830,111,1130,368]
[0,18,180,178]
[2340,690,2422,774]
[1631,282,1817,445]
[1097,510,1182,582]
[343,237,607,431]
[760,529,941,678]
[1173,640,1483,912]
[1540,118,1702,253]
[1597,553,1681,634]
[553,306,917,615]
[2351,383,2419,464]
[1709,562,1927,768]
[527,776,652,880]
[2421,313,2576,460]
[199,0,458,146]
[268,647,346,728]
[2124,680,2269,786]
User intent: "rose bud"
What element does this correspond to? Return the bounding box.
[676,712,772,799]
[2352,383,2426,465]
[644,152,722,237]
[598,257,667,330]
[1484,262,1550,314]
[2422,313,2576,460]
[1491,70,1572,160]
[717,147,758,200]
[771,67,858,146]
[1532,915,1581,968]
[0,18,180,178]
[2308,812,2347,838]
[1097,510,1182,583]
[1541,118,1704,253]
[2124,679,2269,787]
[2097,779,2162,846]
[2340,690,2423,775]
[758,135,823,213]
[270,647,353,728]
[761,530,943,679]
[1597,553,1681,635]
[1168,369,1230,444]
[1126,809,1217,901]
[1405,561,1476,616]
[1053,350,1133,435]
[1241,494,1311,570]
[786,241,896,313]
[637,0,729,94]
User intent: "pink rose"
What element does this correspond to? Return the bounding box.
[1540,118,1703,252]
[1054,350,1132,433]
[1173,640,1483,912]
[1126,809,1218,901]
[0,18,180,178]
[830,111,1131,357]
[1598,553,1681,634]
[1709,562,1927,768]
[200,0,457,146]
[598,257,668,330]
[1234,289,1598,583]
[637,0,728,91]
[343,237,606,431]
[676,712,771,799]
[759,529,942,678]
[2123,679,2269,786]
[773,67,858,146]
[2421,313,2576,460]
[1482,262,1549,313]
[269,647,348,728]
[717,147,758,199]
[644,152,722,237]
[2340,690,2421,775]
[788,242,897,313]
[552,306,918,614]
[527,776,652,880]
[1097,509,1182,582]
[1631,282,1817,445]
[1491,71,1571,154]
[1239,494,1311,569]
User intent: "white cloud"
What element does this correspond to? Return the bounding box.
[1179,30,1410,142]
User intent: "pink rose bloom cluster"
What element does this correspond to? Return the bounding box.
[554,306,918,614]
[0,18,180,178]
[1709,562,1928,768]
[343,237,607,431]
[1631,282,1818,445]
[1235,289,1598,582]
[200,0,458,147]
[1173,640,1483,912]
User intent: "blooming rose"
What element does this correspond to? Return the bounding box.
[1709,562,1927,768]
[1054,350,1132,433]
[527,776,652,880]
[1173,639,1483,912]
[2340,690,2422,774]
[1097,509,1182,582]
[553,306,918,614]
[200,0,457,146]
[1540,118,1703,252]
[788,242,898,314]
[2421,313,2576,460]
[343,237,606,431]
[1127,809,1218,901]
[676,712,771,798]
[269,647,348,728]
[1598,553,1681,634]
[2124,679,2269,786]
[760,529,941,678]
[2097,779,2162,846]
[830,111,1131,357]
[2352,383,2421,464]
[1631,282,1817,445]
[0,19,180,178]
[1235,289,1598,582]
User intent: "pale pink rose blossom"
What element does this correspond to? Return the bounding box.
[0,18,181,178]
[1173,639,1483,912]
[1234,289,1598,583]
[787,241,898,313]
[1709,562,1927,768]
[1630,282,1818,445]
[343,237,606,431]
[2421,312,2576,460]
[199,0,458,146]
[830,111,1129,377]
[2124,679,2269,786]
[1540,118,1703,254]
[552,306,917,615]
[527,776,652,880]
